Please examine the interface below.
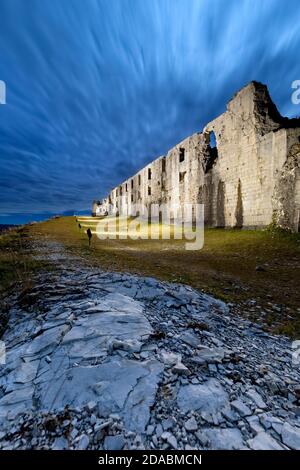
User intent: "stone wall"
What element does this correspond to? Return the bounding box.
[96,82,300,232]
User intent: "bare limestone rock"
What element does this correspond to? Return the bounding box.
[1,242,300,450]
[177,379,228,414]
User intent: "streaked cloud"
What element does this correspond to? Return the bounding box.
[0,0,300,220]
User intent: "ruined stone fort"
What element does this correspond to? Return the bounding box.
[93,82,300,232]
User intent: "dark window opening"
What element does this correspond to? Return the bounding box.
[119,186,122,196]
[192,206,196,229]
[148,186,151,196]
[179,171,186,183]
[138,191,141,199]
[203,131,219,173]
[148,168,152,180]
[179,147,185,162]
[162,158,166,172]
[210,131,217,149]
[131,179,134,189]
[138,174,141,185]
[116,189,119,197]
[131,194,134,202]
[125,183,128,192]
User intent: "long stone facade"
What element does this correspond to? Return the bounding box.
[95,82,300,232]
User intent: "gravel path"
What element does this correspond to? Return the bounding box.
[0,241,299,450]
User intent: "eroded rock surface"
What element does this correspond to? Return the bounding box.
[0,241,299,450]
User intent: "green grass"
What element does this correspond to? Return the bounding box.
[4,216,300,337]
[0,227,50,334]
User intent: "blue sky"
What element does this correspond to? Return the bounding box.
[0,0,300,223]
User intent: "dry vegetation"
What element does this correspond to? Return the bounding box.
[0,227,48,334]
[26,215,300,337]
[1,216,299,336]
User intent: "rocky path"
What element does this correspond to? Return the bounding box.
[0,241,300,450]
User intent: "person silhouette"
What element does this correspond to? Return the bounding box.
[87,228,92,246]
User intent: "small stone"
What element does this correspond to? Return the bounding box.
[255,265,266,272]
[180,331,199,348]
[185,444,196,450]
[52,436,68,450]
[161,432,177,448]
[70,428,79,440]
[259,414,272,430]
[192,347,225,364]
[104,434,125,450]
[140,351,150,359]
[231,399,252,417]
[272,422,283,435]
[76,434,89,450]
[86,401,97,412]
[246,415,264,435]
[161,418,175,431]
[245,389,267,410]
[146,425,155,436]
[247,432,283,450]
[155,423,163,437]
[172,362,190,376]
[90,414,97,425]
[221,406,239,423]
[281,422,300,450]
[201,411,214,424]
[203,428,244,450]
[95,421,112,433]
[160,350,181,365]
[195,431,209,447]
[184,416,198,432]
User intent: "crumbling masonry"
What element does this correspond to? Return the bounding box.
[94,82,300,231]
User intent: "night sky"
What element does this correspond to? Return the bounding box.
[1,0,300,224]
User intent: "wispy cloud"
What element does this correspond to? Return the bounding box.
[0,0,300,219]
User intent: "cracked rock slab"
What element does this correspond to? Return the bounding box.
[248,432,284,450]
[177,379,228,414]
[203,427,245,450]
[1,242,300,451]
[38,357,163,433]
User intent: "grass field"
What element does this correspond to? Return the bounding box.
[1,215,300,337]
[0,228,45,294]
[0,227,49,334]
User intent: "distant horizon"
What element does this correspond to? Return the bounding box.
[0,210,90,226]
